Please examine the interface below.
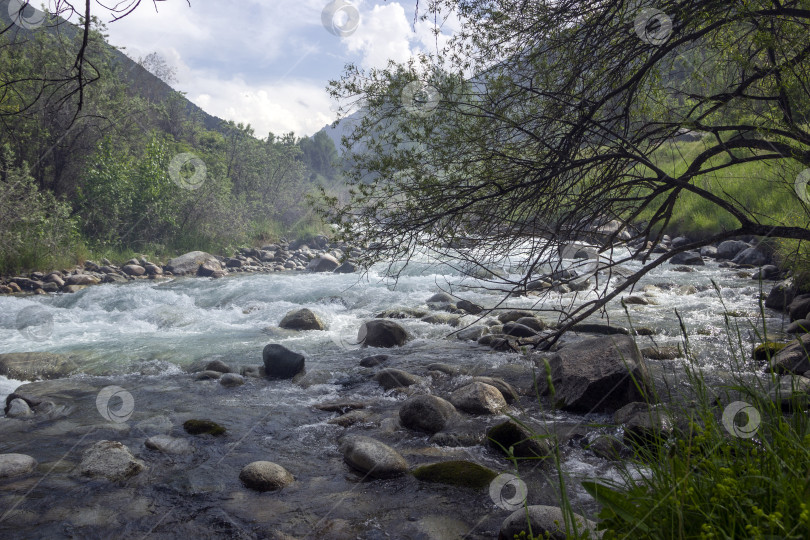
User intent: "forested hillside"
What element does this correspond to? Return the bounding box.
[0,9,341,274]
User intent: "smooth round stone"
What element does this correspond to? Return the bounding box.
[239,461,294,492]
[219,373,245,387]
[0,453,37,478]
[339,435,408,479]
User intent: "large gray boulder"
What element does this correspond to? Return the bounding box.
[79,441,145,481]
[165,251,219,275]
[541,335,653,412]
[449,382,507,414]
[278,308,325,331]
[374,368,420,390]
[669,251,704,265]
[362,319,409,347]
[0,453,37,478]
[716,240,750,259]
[0,352,76,381]
[239,461,294,492]
[339,435,408,479]
[766,334,810,375]
[262,344,306,379]
[399,395,456,433]
[765,279,796,310]
[306,254,340,272]
[732,247,769,266]
[498,505,599,540]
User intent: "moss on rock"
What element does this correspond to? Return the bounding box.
[753,342,788,361]
[183,419,226,436]
[411,460,498,489]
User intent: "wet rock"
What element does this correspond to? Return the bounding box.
[412,460,498,489]
[497,310,535,323]
[732,247,769,266]
[716,240,750,259]
[515,317,545,331]
[789,294,810,321]
[145,435,193,455]
[279,308,325,331]
[79,441,145,481]
[205,359,233,373]
[198,259,225,277]
[502,322,537,338]
[498,505,599,540]
[615,402,673,446]
[219,373,245,387]
[471,376,518,403]
[359,354,389,367]
[262,344,306,379]
[450,382,506,414]
[194,370,222,381]
[786,319,810,334]
[375,307,428,319]
[239,461,294,492]
[753,342,788,361]
[399,395,456,433]
[374,368,420,390]
[669,251,704,265]
[487,420,552,458]
[753,265,781,281]
[541,335,653,412]
[65,274,100,286]
[456,299,483,314]
[622,295,648,305]
[334,261,357,274]
[183,419,226,436]
[427,292,454,304]
[363,320,409,348]
[765,334,810,374]
[421,313,460,325]
[306,254,340,272]
[339,435,408,479]
[586,435,627,461]
[0,453,37,478]
[0,352,77,381]
[122,264,146,276]
[6,398,33,418]
[315,401,368,413]
[765,279,796,310]
[165,251,219,275]
[676,284,698,295]
[328,410,372,427]
[429,431,484,447]
[570,323,629,335]
[456,325,489,341]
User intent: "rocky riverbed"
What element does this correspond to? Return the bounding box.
[0,236,806,539]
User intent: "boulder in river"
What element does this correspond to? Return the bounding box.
[374,368,420,390]
[334,261,357,273]
[279,308,326,331]
[165,251,219,275]
[122,264,146,276]
[765,333,810,375]
[541,334,653,412]
[497,310,535,324]
[502,322,537,338]
[716,240,750,259]
[732,247,769,266]
[239,461,294,492]
[788,294,810,321]
[399,395,456,433]
[570,323,630,335]
[487,420,552,458]
[0,453,37,478]
[362,319,409,347]
[262,344,306,379]
[669,251,704,265]
[0,352,77,381]
[412,460,497,489]
[765,279,796,310]
[359,354,389,367]
[79,440,145,481]
[145,435,193,455]
[450,382,507,414]
[456,299,483,314]
[306,254,340,272]
[65,274,100,286]
[456,325,489,341]
[339,435,408,479]
[498,505,599,540]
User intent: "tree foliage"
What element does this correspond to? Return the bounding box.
[327,0,810,343]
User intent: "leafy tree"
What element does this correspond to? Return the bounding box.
[327,0,810,343]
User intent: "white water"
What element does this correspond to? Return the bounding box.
[0,252,787,403]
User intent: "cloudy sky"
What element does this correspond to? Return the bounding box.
[93,0,458,138]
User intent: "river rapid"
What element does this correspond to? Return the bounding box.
[0,249,788,539]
